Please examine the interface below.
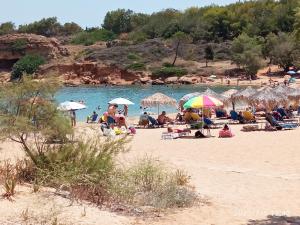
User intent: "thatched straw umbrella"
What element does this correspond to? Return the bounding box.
[288,88,300,103]
[232,86,257,102]
[141,92,177,114]
[202,88,224,100]
[221,89,238,108]
[273,84,294,95]
[179,92,201,111]
[249,87,287,111]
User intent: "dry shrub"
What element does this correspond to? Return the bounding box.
[109,157,198,209]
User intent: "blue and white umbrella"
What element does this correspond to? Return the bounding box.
[287,71,296,75]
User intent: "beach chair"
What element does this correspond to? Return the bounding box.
[161,128,191,140]
[229,111,239,124]
[266,114,298,130]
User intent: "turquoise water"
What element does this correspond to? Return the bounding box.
[55,85,238,121]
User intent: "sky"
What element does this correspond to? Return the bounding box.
[1,0,238,28]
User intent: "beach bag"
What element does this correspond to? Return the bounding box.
[219,130,234,138]
[128,126,136,134]
[195,130,206,138]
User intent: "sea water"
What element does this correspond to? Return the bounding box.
[55,85,239,121]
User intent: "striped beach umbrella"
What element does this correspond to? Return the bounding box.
[183,95,223,109]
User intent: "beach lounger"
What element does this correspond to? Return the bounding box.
[161,129,191,140]
[266,114,298,130]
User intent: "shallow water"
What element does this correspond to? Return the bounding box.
[55,85,239,121]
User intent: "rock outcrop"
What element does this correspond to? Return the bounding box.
[40,62,142,86]
[0,34,69,69]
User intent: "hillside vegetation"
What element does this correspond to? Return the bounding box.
[0,0,300,80]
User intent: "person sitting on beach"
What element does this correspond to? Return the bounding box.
[237,111,246,124]
[277,107,288,118]
[139,112,150,127]
[272,111,283,121]
[243,109,256,123]
[287,105,294,118]
[117,116,127,129]
[219,124,234,138]
[183,108,200,123]
[86,111,98,123]
[157,111,173,125]
[175,112,183,122]
[215,107,228,118]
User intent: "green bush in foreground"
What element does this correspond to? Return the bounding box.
[3,137,197,210]
[71,29,116,46]
[153,66,188,77]
[11,54,45,80]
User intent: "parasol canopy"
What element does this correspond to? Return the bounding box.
[179,92,201,110]
[287,71,296,75]
[232,86,257,101]
[288,88,300,101]
[109,98,134,105]
[141,92,177,114]
[272,84,294,95]
[58,101,86,111]
[183,95,223,109]
[202,88,224,100]
[249,87,287,110]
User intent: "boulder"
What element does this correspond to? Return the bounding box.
[164,76,179,84]
[178,76,200,84]
[152,79,165,85]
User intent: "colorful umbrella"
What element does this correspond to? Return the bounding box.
[183,95,223,109]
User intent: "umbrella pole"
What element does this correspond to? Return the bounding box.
[158,104,160,115]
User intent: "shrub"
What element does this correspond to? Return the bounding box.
[128,31,148,44]
[109,157,197,209]
[11,54,45,80]
[126,62,146,71]
[152,66,188,77]
[127,52,141,60]
[10,39,28,53]
[71,29,116,45]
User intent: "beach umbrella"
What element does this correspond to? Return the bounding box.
[58,101,86,111]
[221,88,239,108]
[179,92,201,110]
[202,88,224,100]
[183,95,223,109]
[232,86,257,102]
[109,98,134,105]
[287,71,296,75]
[249,87,287,110]
[288,88,300,102]
[273,84,294,95]
[141,92,177,114]
[297,70,300,74]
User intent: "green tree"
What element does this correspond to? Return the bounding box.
[18,17,62,37]
[265,32,297,71]
[204,45,214,67]
[103,9,133,34]
[0,22,15,35]
[0,77,72,165]
[11,55,45,80]
[62,22,82,35]
[170,31,191,66]
[294,7,300,40]
[231,33,264,79]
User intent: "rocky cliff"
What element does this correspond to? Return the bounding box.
[0,34,69,69]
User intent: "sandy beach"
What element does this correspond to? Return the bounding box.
[0,121,300,225]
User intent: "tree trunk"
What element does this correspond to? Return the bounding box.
[20,136,38,165]
[172,41,180,66]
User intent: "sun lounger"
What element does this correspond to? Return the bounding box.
[266,114,298,130]
[242,125,259,132]
[161,129,191,140]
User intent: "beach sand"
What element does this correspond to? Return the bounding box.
[0,122,300,225]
